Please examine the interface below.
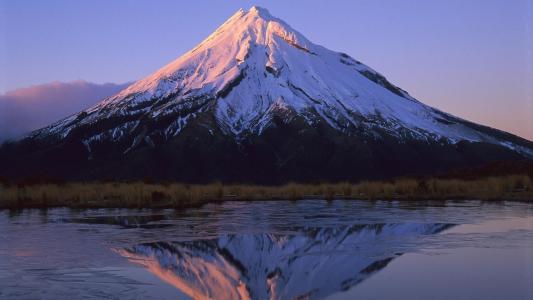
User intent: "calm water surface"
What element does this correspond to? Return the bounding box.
[1,200,532,299]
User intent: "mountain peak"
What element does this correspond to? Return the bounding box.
[225,6,275,29]
[248,5,272,18]
[96,5,314,108]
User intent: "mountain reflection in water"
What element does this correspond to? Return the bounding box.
[116,223,452,300]
[3,201,533,299]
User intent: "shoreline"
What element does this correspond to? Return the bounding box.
[1,175,532,209]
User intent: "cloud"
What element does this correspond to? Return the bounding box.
[0,80,131,142]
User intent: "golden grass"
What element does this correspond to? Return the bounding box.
[0,175,531,208]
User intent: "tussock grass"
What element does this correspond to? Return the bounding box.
[0,175,531,209]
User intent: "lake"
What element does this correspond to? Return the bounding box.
[1,200,532,299]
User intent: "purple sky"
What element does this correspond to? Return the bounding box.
[1,0,532,140]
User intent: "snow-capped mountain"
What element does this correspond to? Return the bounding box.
[1,6,532,181]
[116,223,452,300]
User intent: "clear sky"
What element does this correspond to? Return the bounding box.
[1,0,532,140]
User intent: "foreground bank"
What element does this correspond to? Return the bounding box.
[1,175,531,209]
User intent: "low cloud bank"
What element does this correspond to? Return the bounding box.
[0,81,131,142]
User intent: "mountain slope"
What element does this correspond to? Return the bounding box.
[1,6,532,182]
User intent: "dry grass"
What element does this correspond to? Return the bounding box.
[0,175,532,208]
